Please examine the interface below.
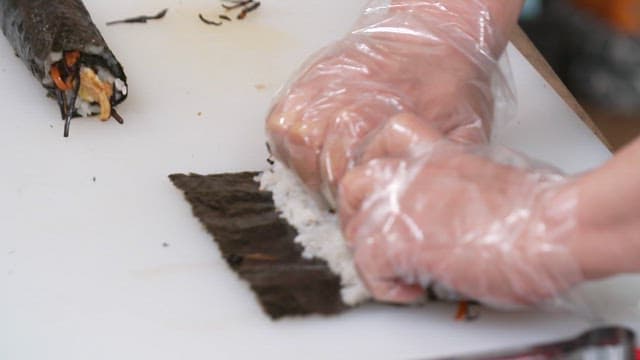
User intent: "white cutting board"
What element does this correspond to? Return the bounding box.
[2,1,638,359]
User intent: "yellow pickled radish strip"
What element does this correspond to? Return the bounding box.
[78,67,114,120]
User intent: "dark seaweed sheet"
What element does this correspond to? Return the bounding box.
[0,0,126,105]
[169,172,347,319]
[169,171,471,319]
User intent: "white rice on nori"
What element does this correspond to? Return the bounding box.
[258,161,371,305]
[259,161,465,306]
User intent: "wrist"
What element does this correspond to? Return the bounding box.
[381,0,523,58]
[546,177,640,281]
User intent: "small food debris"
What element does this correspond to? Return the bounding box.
[455,301,469,321]
[225,253,244,266]
[217,0,260,21]
[222,0,253,10]
[237,2,260,20]
[162,242,170,248]
[92,176,96,183]
[106,8,169,26]
[49,124,53,129]
[254,83,267,91]
[197,112,202,116]
[455,301,480,321]
[266,158,275,165]
[198,14,222,26]
[111,110,125,124]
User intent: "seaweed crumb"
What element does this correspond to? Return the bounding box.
[222,0,253,10]
[107,8,168,26]
[225,253,244,267]
[198,14,222,26]
[162,242,170,248]
[237,1,260,19]
[92,176,96,183]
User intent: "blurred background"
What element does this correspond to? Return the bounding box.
[520,0,640,150]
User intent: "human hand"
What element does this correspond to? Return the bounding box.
[266,0,517,200]
[338,119,584,307]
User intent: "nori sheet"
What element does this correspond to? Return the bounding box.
[0,0,126,104]
[169,172,348,319]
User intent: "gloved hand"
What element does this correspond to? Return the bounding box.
[266,0,520,201]
[264,0,594,309]
[338,115,585,307]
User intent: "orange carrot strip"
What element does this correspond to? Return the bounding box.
[64,51,81,68]
[455,301,469,321]
[50,65,72,91]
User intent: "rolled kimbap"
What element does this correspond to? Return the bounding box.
[0,0,128,137]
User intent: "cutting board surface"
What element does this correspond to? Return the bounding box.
[2,1,638,359]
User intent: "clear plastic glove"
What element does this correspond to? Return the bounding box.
[265,0,640,310]
[338,116,585,308]
[264,0,598,309]
[266,0,520,201]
